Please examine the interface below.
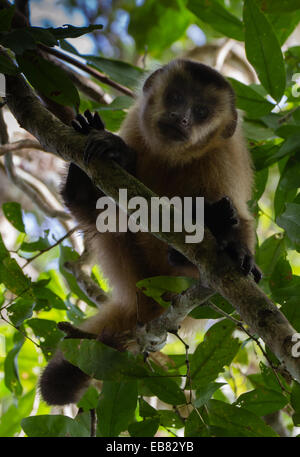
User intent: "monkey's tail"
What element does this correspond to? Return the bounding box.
[39,351,91,406]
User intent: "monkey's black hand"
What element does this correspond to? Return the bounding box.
[205,197,262,283]
[205,196,238,247]
[72,109,105,134]
[72,110,135,172]
[225,241,262,283]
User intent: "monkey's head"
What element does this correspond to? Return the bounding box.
[139,59,238,164]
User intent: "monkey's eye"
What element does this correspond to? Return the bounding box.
[167,92,184,105]
[194,105,209,120]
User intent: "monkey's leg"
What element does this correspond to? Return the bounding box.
[167,197,262,283]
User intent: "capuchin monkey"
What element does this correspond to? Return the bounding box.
[40,59,261,405]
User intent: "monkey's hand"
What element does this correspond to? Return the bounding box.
[205,197,238,245]
[72,110,135,171]
[224,240,262,284]
[205,197,262,283]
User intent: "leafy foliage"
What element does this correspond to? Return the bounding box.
[0,0,300,438]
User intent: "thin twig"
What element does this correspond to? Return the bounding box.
[23,225,79,267]
[207,301,289,394]
[0,139,44,156]
[90,409,97,437]
[39,44,135,98]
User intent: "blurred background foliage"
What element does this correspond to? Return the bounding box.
[0,0,300,437]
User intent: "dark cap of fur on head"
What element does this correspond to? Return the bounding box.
[143,59,234,93]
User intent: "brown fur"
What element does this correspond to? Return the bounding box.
[40,59,257,405]
[80,59,255,341]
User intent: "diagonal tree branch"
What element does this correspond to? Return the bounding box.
[3,68,300,383]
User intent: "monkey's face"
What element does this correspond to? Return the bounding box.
[140,60,238,164]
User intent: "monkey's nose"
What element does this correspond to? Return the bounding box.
[181,117,189,127]
[169,112,189,128]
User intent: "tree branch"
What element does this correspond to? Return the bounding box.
[4,69,300,383]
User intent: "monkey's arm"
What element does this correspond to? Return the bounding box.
[62,110,136,223]
[168,197,262,283]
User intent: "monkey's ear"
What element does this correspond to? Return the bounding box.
[221,108,238,138]
[143,68,164,92]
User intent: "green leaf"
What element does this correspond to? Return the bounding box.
[32,283,66,310]
[95,109,126,133]
[259,362,290,393]
[252,167,269,203]
[268,10,300,45]
[21,415,89,437]
[129,0,191,55]
[0,54,19,75]
[26,318,64,359]
[7,299,35,326]
[59,246,98,308]
[143,375,186,406]
[194,382,225,408]
[0,389,35,437]
[256,234,285,280]
[243,0,286,101]
[85,55,144,90]
[77,386,99,412]
[139,398,157,418]
[190,320,240,388]
[281,298,300,332]
[97,381,138,437]
[243,120,274,141]
[0,233,9,260]
[47,24,103,40]
[235,387,288,416]
[158,410,184,429]
[185,409,209,437]
[128,418,160,437]
[274,158,300,219]
[17,52,80,108]
[0,29,37,54]
[277,203,300,249]
[270,257,300,301]
[4,332,24,396]
[257,0,300,13]
[24,27,57,47]
[228,78,274,118]
[59,39,79,55]
[291,382,300,412]
[190,294,233,319]
[0,256,33,299]
[207,399,278,437]
[137,275,197,308]
[2,202,25,232]
[61,339,148,381]
[0,5,15,31]
[187,0,244,41]
[20,236,51,252]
